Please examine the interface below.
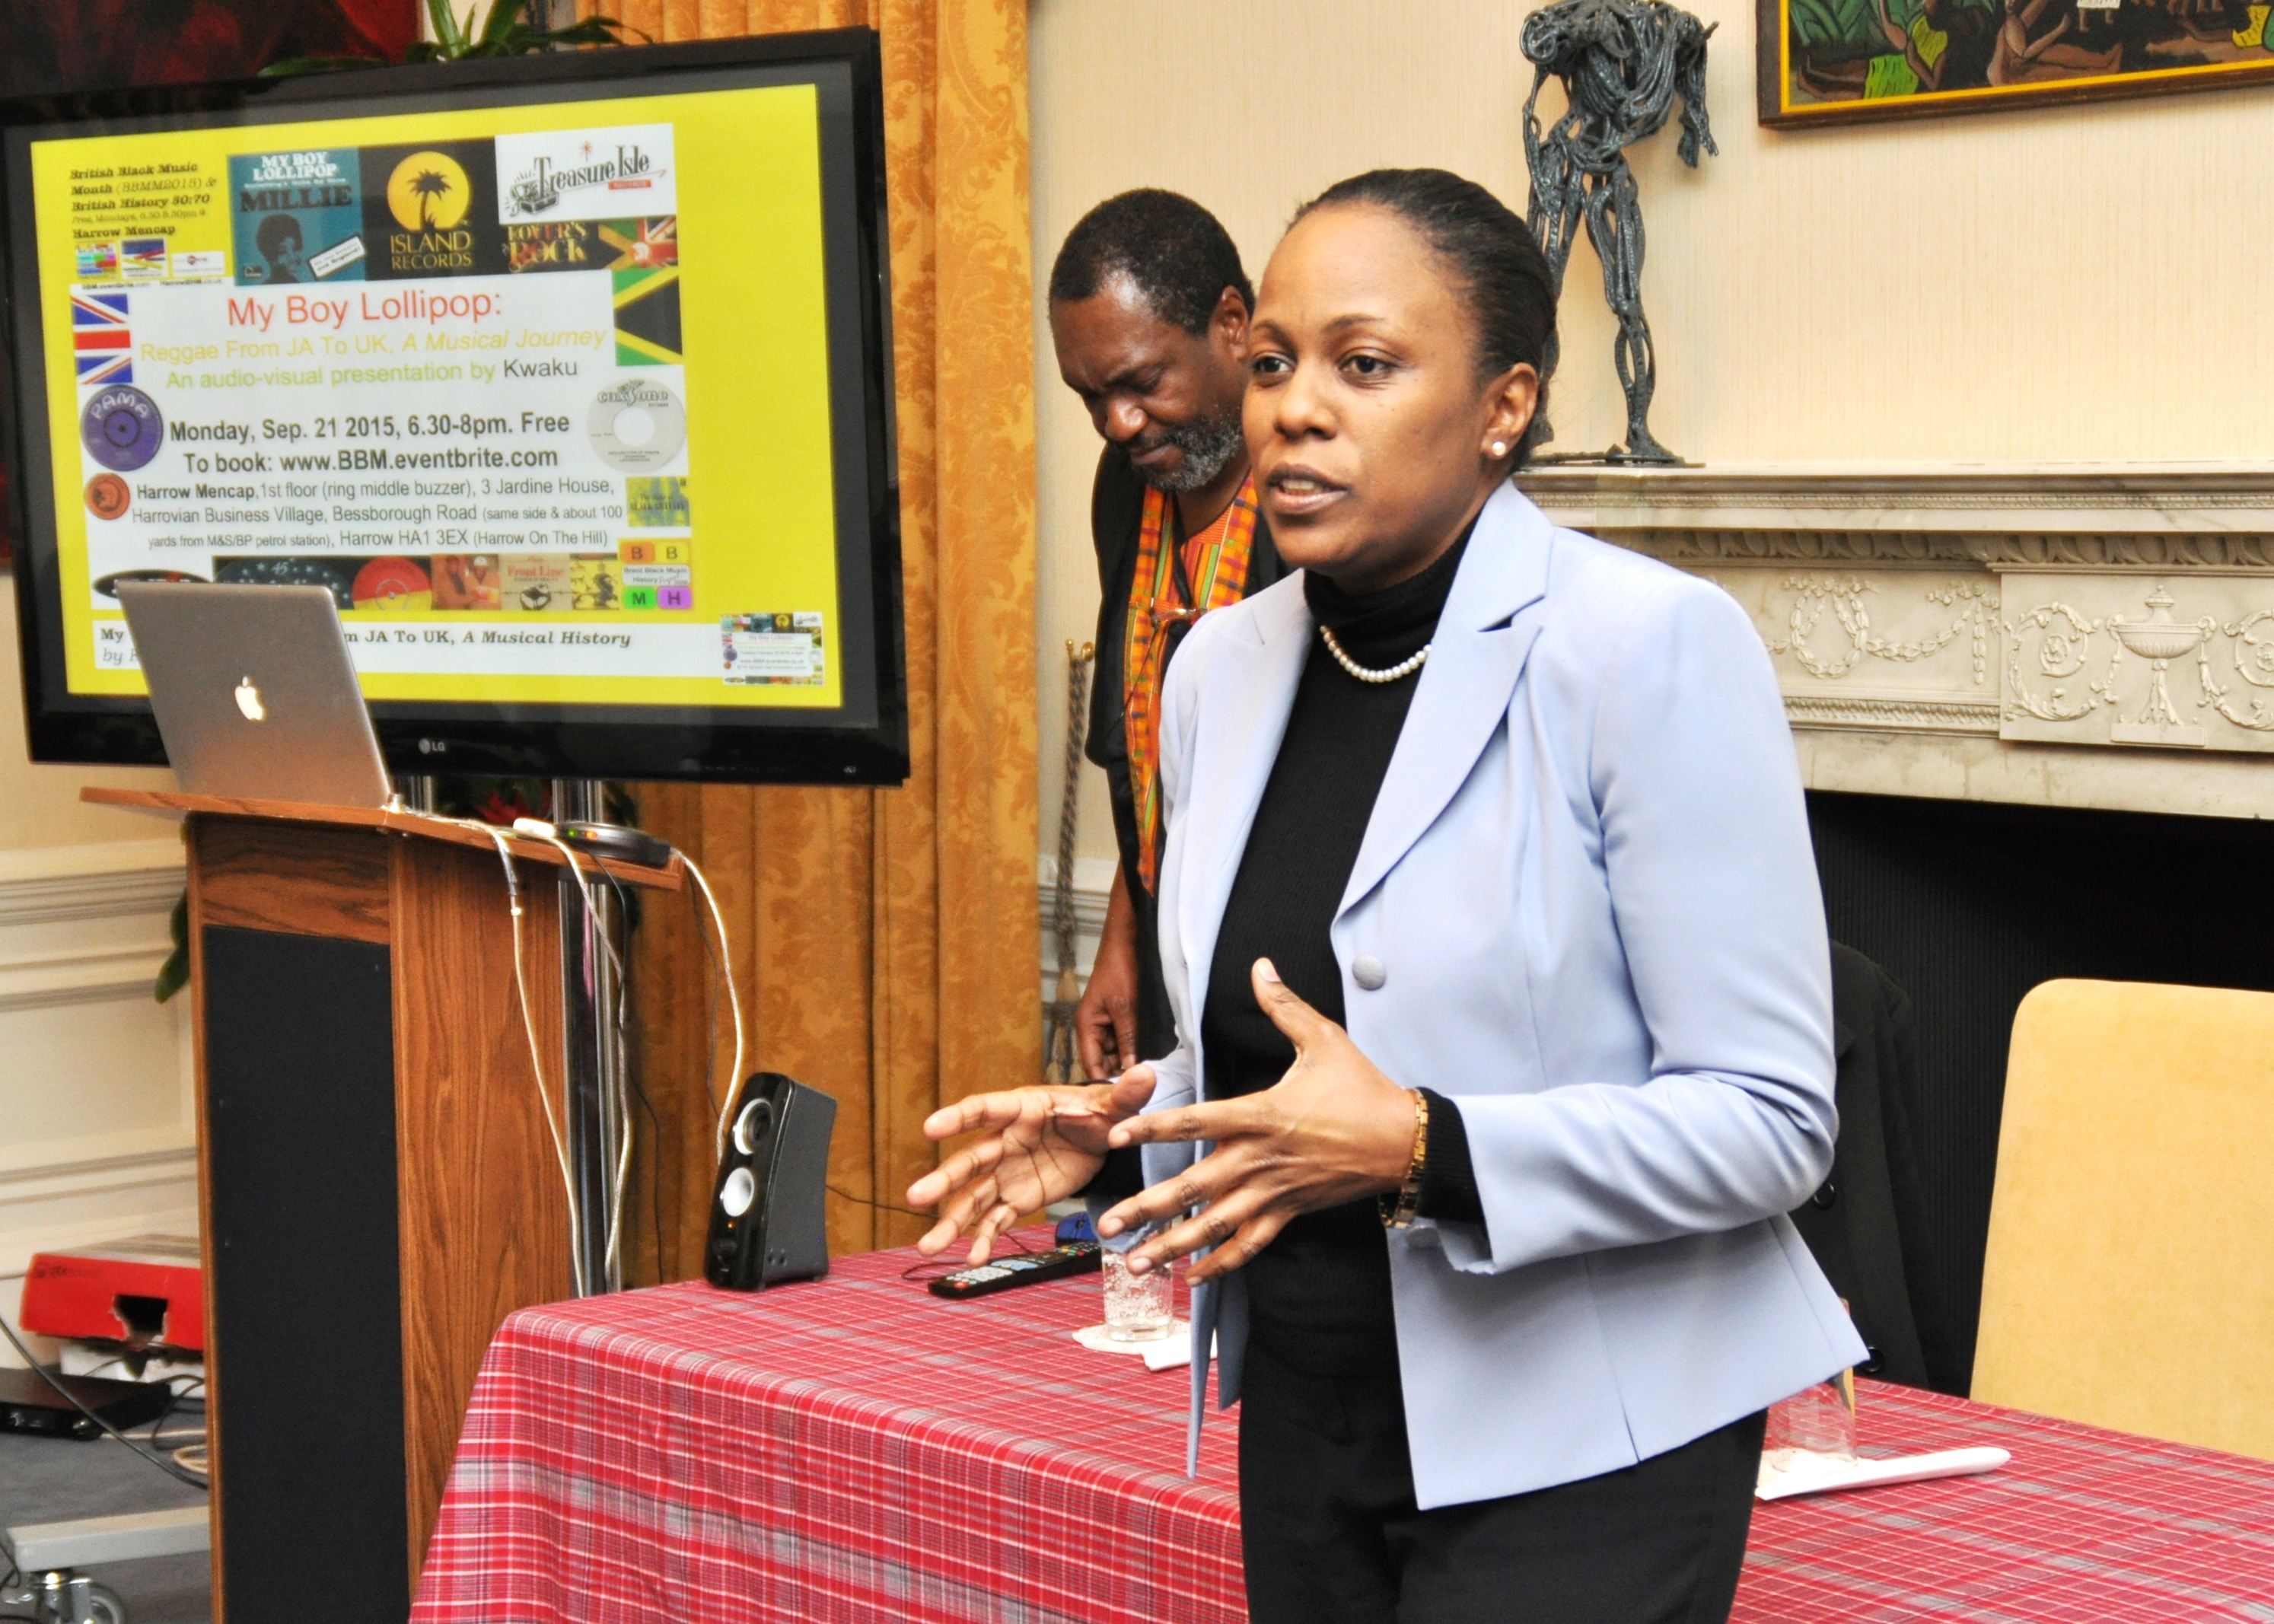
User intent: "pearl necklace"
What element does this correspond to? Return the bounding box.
[1319,624,1429,684]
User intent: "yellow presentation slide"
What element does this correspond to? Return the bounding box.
[33,83,843,709]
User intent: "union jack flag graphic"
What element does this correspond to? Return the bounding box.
[72,291,131,385]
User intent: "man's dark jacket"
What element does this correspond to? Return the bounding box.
[1084,444,1284,1062]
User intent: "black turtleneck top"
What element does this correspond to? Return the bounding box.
[1201,524,1485,1379]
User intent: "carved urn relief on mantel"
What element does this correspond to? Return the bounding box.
[1518,465,2274,820]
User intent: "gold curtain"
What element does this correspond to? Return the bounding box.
[594,0,1039,1277]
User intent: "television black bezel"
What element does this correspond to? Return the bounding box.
[1,30,907,785]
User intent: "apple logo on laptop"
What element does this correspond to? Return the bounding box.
[234,677,266,722]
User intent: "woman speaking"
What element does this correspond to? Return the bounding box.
[910,168,1862,1623]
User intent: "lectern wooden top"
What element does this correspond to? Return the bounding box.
[82,786,683,891]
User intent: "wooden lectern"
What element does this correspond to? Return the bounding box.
[84,789,680,1624]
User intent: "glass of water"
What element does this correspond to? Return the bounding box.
[1102,1248,1174,1342]
[1763,1368,1858,1469]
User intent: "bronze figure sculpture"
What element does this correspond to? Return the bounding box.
[1522,0,1715,464]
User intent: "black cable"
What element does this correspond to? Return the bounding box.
[0,1316,207,1490]
[562,841,656,1288]
[0,1560,62,1622]
[598,860,667,1286]
[897,1225,1043,1282]
[826,1184,950,1224]
[132,1377,183,1442]
[132,1374,207,1446]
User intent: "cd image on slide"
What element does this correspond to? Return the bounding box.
[503,554,574,612]
[588,379,686,473]
[600,218,677,269]
[571,556,623,610]
[358,141,507,278]
[505,219,598,273]
[81,385,163,472]
[84,473,131,521]
[432,554,501,610]
[352,556,432,613]
[626,476,690,528]
[228,149,365,285]
[215,556,356,607]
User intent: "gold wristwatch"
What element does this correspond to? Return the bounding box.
[1379,1088,1429,1230]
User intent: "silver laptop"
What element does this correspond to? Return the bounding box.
[115,581,393,808]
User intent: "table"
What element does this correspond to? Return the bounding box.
[411,1234,2274,1622]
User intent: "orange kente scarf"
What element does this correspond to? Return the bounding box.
[1124,473,1259,891]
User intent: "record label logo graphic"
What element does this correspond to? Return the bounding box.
[588,379,686,473]
[386,151,473,231]
[361,142,505,279]
[81,385,163,473]
[84,473,130,521]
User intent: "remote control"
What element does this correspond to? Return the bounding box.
[927,1240,1100,1300]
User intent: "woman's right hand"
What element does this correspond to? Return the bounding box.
[908,1068,1159,1263]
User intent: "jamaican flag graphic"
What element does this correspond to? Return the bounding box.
[613,266,681,366]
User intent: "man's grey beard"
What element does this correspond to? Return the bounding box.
[1135,408,1245,493]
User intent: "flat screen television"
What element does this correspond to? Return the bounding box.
[2,30,905,784]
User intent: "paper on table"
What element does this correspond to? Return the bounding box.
[1142,1327,1215,1373]
[1069,1322,1214,1371]
[1071,1320,1187,1356]
[1756,1445,2009,1501]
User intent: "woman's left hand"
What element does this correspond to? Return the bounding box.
[1097,959,1419,1285]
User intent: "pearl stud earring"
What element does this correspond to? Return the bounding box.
[1490,441,1508,457]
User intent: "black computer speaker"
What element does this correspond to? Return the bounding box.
[705,1072,837,1290]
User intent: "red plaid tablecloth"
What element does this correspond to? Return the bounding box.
[412,1233,2274,1623]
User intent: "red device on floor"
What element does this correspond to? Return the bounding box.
[18,1234,204,1353]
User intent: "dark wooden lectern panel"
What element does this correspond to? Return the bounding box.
[202,925,408,1624]
[177,810,590,1615]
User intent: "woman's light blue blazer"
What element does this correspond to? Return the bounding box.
[1128,481,1865,1511]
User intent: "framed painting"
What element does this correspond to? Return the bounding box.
[1758,0,2274,123]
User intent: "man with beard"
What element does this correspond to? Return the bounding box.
[1049,189,1283,1103]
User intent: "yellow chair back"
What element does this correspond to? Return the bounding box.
[1973,978,2274,1459]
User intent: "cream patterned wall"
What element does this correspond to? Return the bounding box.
[0,574,196,1360]
[1030,0,2274,897]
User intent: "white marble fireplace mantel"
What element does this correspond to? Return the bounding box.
[1518,463,2274,823]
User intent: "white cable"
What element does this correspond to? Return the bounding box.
[403,810,724,1292]
[604,954,634,1281]
[429,814,587,1298]
[483,821,588,1298]
[682,853,747,1160]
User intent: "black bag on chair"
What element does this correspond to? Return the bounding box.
[705,1072,837,1290]
[1790,944,1966,1394]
